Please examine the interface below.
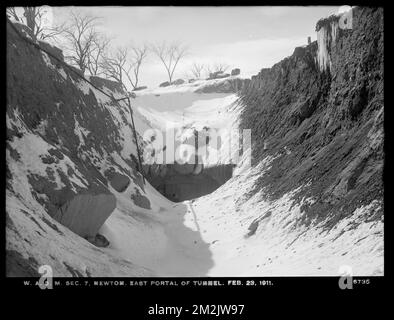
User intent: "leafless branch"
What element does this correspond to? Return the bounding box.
[7,6,66,42]
[6,7,22,23]
[87,35,111,76]
[101,44,148,90]
[101,47,129,91]
[151,42,188,83]
[62,11,101,74]
[208,62,230,75]
[126,44,148,88]
[190,62,205,79]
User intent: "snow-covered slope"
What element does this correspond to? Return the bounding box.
[134,79,244,166]
[189,154,383,276]
[6,22,161,276]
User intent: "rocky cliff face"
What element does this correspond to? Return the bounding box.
[6,22,153,275]
[238,7,383,226]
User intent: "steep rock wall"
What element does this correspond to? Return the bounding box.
[238,7,383,226]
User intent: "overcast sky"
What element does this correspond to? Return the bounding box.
[51,6,341,88]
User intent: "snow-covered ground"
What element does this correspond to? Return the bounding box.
[186,158,383,276]
[134,78,244,166]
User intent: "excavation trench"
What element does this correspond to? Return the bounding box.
[141,125,237,202]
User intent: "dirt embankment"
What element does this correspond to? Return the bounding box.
[238,7,384,226]
[6,22,146,259]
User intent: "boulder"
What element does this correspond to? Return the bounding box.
[108,172,130,192]
[208,71,231,79]
[159,81,170,87]
[231,68,240,76]
[246,219,259,237]
[130,188,151,209]
[53,193,116,238]
[215,73,230,79]
[293,46,306,59]
[86,233,110,248]
[172,79,185,85]
[189,79,196,83]
[195,78,247,93]
[209,71,224,79]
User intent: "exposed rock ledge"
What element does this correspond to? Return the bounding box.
[53,193,116,239]
[195,77,250,94]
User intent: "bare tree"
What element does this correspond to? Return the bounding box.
[213,62,230,73]
[102,44,148,90]
[6,6,66,41]
[151,42,188,83]
[124,45,148,89]
[24,7,41,37]
[190,62,205,79]
[207,62,230,77]
[62,12,100,74]
[101,47,129,91]
[87,35,111,76]
[6,7,21,22]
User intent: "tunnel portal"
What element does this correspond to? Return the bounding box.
[144,163,235,202]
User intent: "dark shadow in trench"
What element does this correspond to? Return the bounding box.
[156,200,214,276]
[147,164,235,202]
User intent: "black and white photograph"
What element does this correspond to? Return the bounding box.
[4,4,386,296]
